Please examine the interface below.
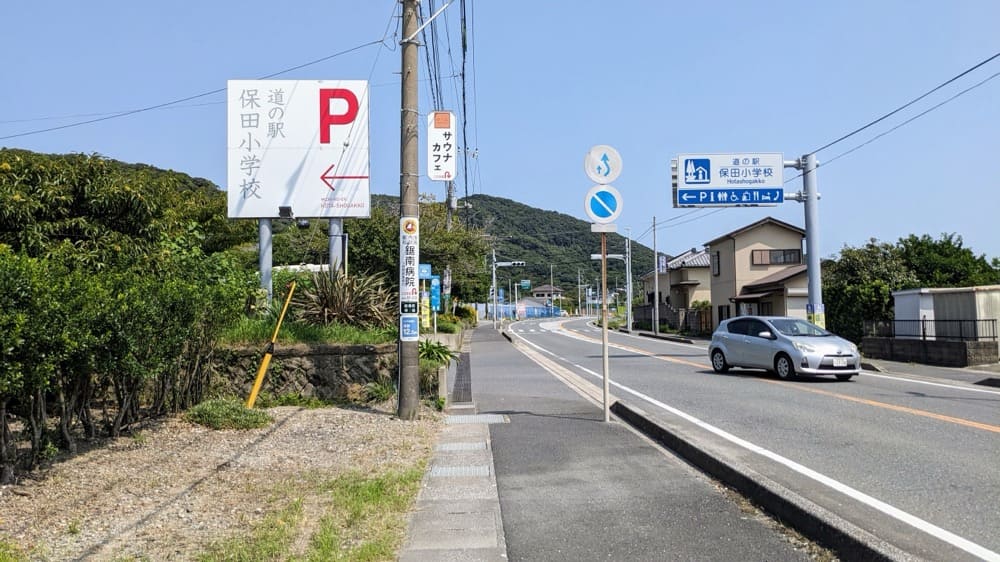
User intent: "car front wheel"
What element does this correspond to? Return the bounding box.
[711,349,729,373]
[775,354,797,380]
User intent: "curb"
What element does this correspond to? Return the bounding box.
[636,332,696,345]
[611,401,911,561]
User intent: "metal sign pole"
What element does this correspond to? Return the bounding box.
[601,232,610,423]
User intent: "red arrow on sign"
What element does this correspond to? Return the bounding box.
[320,164,370,191]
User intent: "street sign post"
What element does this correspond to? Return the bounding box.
[674,153,784,208]
[584,146,623,423]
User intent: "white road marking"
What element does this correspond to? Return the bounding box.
[512,328,1000,562]
[862,371,1000,396]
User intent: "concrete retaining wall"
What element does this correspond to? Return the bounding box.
[213,343,397,402]
[861,337,999,367]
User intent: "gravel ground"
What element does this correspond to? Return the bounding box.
[0,405,442,561]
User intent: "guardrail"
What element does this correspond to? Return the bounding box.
[865,319,998,341]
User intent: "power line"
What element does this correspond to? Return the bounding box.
[0,38,387,142]
[783,67,1000,185]
[822,70,1000,168]
[810,51,1000,155]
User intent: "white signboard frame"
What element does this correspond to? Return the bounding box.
[426,111,456,181]
[227,79,371,219]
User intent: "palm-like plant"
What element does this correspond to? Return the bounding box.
[293,268,396,329]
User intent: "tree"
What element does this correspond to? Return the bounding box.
[823,239,918,343]
[897,233,1000,288]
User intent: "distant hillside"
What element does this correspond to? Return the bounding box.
[374,193,655,298]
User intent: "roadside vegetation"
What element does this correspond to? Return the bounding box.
[0,150,488,487]
[196,466,426,562]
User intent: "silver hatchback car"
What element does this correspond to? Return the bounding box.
[709,316,860,381]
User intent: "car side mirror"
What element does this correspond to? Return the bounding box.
[758,330,775,339]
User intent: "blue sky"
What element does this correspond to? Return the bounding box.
[2,1,998,262]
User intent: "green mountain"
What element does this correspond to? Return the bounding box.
[449,194,654,301]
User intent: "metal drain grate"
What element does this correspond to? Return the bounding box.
[445,414,508,425]
[437,442,487,452]
[429,465,491,477]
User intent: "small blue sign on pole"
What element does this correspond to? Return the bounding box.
[418,263,433,279]
[401,316,419,339]
[430,275,441,310]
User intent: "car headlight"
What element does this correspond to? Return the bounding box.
[848,342,858,353]
[792,341,816,353]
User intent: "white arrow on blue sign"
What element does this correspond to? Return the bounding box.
[584,185,623,224]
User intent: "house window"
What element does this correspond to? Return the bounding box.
[711,251,720,276]
[751,249,801,265]
[718,304,730,322]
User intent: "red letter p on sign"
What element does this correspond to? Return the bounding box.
[319,88,359,144]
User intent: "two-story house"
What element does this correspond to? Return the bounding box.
[705,217,807,327]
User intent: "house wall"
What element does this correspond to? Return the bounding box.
[640,273,670,304]
[734,225,805,285]
[709,223,804,327]
[710,238,737,326]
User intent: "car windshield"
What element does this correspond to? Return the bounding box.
[769,318,829,337]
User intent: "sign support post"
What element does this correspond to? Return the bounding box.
[600,231,610,423]
[584,145,623,423]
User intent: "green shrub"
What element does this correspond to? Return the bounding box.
[293,269,395,330]
[418,359,442,395]
[418,339,457,366]
[221,317,396,345]
[185,399,273,430]
[364,378,396,403]
[454,305,478,325]
[436,319,461,334]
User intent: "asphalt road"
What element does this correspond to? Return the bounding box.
[504,317,1000,561]
[470,327,817,561]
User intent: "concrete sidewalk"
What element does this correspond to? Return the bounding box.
[400,326,821,561]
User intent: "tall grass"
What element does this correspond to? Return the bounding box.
[221,317,396,345]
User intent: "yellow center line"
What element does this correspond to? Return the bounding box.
[564,326,1000,434]
[765,380,1000,434]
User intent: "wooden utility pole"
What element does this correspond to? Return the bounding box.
[397,0,420,420]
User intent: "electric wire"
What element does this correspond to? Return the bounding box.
[0,36,391,141]
[809,51,1000,156]
[783,67,1000,185]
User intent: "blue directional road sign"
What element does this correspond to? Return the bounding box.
[418,263,432,279]
[584,185,623,224]
[675,153,784,208]
[676,188,784,207]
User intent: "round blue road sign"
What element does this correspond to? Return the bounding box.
[584,185,622,224]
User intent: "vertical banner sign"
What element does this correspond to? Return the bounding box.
[226,80,371,219]
[420,291,431,329]
[442,268,452,296]
[426,111,456,181]
[399,218,420,341]
[430,275,441,311]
